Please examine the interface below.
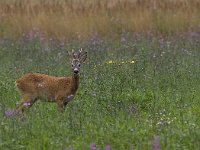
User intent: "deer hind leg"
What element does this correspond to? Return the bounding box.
[13,94,37,116]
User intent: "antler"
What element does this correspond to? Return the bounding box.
[78,48,83,58]
[69,48,86,59]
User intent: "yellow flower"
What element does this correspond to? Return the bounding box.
[121,61,125,64]
[130,60,135,64]
[107,60,114,64]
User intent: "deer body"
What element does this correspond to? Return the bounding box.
[10,49,87,117]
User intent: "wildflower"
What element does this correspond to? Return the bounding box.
[107,60,115,64]
[130,60,135,64]
[4,109,15,117]
[121,61,125,64]
[89,143,95,150]
[150,136,160,150]
[60,41,65,48]
[105,145,110,150]
[120,35,127,43]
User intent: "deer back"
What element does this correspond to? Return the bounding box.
[16,73,74,101]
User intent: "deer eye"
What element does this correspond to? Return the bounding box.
[78,63,81,67]
[71,64,74,67]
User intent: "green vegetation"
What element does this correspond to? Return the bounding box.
[0,33,200,149]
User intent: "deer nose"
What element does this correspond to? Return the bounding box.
[74,68,79,74]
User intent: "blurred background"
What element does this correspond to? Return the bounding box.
[0,0,200,40]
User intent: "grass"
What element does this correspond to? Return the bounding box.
[0,32,200,149]
[0,0,200,39]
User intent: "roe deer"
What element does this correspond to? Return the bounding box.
[9,49,87,117]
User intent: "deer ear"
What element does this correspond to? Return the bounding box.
[80,51,87,63]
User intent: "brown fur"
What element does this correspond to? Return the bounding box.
[15,73,79,112]
[12,49,87,116]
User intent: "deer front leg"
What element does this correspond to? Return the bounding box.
[56,94,74,112]
[57,100,65,112]
[63,94,74,106]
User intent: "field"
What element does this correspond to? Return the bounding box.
[0,32,200,149]
[0,0,200,150]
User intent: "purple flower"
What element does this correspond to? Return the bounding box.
[4,109,15,118]
[120,34,127,44]
[39,34,45,43]
[89,143,95,150]
[27,30,34,40]
[104,145,110,150]
[60,41,65,49]
[150,136,160,150]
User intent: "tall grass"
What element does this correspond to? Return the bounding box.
[0,0,200,39]
[0,32,200,149]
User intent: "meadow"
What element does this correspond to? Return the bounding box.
[0,30,200,149]
[0,0,200,150]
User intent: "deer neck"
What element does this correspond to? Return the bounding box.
[71,74,79,94]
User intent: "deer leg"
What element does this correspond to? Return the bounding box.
[56,94,74,112]
[63,94,74,106]
[57,100,65,112]
[13,96,37,117]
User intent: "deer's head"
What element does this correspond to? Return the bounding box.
[70,48,87,75]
